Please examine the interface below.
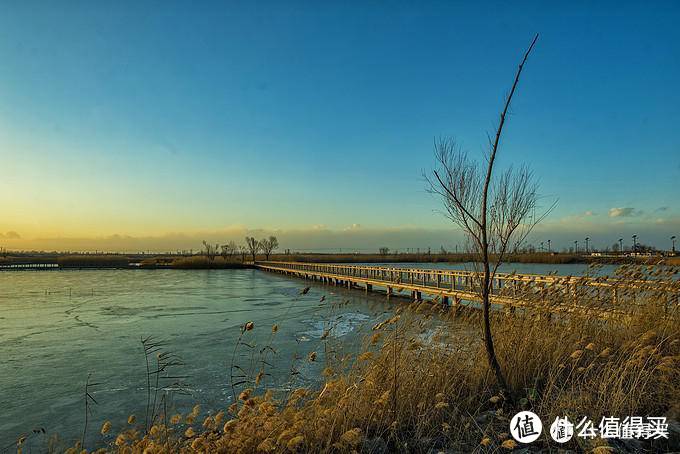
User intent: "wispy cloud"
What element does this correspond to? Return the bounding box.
[608,207,639,218]
[0,231,21,239]
[343,223,362,231]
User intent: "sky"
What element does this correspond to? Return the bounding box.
[1,1,678,253]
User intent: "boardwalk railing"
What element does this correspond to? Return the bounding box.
[0,263,59,271]
[255,261,679,316]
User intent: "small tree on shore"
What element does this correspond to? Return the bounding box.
[221,241,238,260]
[425,34,552,396]
[259,236,279,260]
[379,247,390,256]
[202,240,218,261]
[245,237,260,262]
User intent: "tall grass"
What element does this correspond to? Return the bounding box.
[47,265,679,453]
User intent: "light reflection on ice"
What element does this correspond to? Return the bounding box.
[300,312,371,340]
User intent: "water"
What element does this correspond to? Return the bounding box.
[0,269,394,448]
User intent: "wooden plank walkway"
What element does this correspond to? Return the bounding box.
[255,261,679,316]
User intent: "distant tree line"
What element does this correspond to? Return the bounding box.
[200,236,279,262]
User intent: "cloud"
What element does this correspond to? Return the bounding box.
[583,211,596,216]
[343,223,362,231]
[655,206,669,212]
[0,231,21,239]
[608,207,638,218]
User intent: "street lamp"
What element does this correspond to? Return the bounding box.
[585,237,590,254]
[547,239,551,253]
[618,238,623,255]
[672,236,676,254]
[632,234,638,254]
[540,241,544,252]
[574,240,578,254]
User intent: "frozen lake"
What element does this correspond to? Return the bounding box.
[0,269,394,448]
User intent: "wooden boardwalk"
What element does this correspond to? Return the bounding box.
[0,263,59,271]
[255,261,679,316]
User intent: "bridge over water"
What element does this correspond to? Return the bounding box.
[255,261,679,317]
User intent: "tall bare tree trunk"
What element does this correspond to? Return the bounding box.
[426,34,540,398]
[481,246,509,394]
[480,34,538,395]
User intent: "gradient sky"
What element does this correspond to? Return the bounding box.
[1,1,678,252]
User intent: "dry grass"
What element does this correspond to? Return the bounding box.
[57,255,130,268]
[268,252,586,264]
[45,266,679,453]
[169,256,245,269]
[665,256,680,266]
[267,252,667,265]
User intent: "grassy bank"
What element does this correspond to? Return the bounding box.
[46,266,679,453]
[267,252,671,266]
[57,255,131,268]
[168,256,247,269]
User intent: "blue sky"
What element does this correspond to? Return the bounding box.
[0,1,678,252]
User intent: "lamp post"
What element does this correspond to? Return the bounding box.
[540,241,544,252]
[574,240,578,254]
[632,234,638,254]
[618,238,623,255]
[672,236,676,254]
[585,237,590,254]
[547,239,551,253]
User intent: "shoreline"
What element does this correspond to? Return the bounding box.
[1,252,677,270]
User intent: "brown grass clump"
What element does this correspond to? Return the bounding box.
[59,265,678,453]
[170,256,245,269]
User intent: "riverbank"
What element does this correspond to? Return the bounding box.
[2,252,677,270]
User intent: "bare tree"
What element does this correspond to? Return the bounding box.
[425,34,551,396]
[379,247,390,256]
[245,237,260,262]
[259,236,279,260]
[202,240,217,261]
[239,245,248,262]
[220,241,238,260]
